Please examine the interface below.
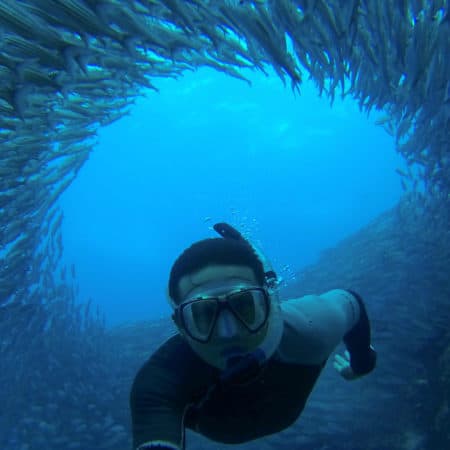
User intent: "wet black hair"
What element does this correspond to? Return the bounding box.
[168,237,266,303]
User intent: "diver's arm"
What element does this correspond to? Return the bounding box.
[130,352,185,450]
[130,335,210,450]
[280,289,376,375]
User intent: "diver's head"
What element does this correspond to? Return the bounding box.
[168,227,283,370]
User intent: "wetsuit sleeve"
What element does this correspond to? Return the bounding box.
[342,290,377,375]
[130,335,209,450]
[280,289,368,366]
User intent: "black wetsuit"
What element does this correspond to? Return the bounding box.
[130,289,375,450]
[130,332,325,450]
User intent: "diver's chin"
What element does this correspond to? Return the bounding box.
[200,346,249,371]
[187,339,242,370]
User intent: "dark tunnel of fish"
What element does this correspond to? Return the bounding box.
[0,1,449,450]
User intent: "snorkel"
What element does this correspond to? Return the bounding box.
[212,223,284,381]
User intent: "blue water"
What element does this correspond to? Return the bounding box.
[61,68,404,325]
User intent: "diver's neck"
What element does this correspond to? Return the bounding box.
[219,351,267,386]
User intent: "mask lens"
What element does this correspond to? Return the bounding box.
[228,289,269,331]
[182,299,218,341]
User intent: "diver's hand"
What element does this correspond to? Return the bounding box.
[136,443,179,450]
[333,350,360,381]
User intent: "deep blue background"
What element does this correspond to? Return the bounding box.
[61,68,404,326]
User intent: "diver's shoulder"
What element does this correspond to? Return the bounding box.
[159,332,187,351]
[279,294,319,336]
[135,333,190,374]
[132,334,204,393]
[280,293,320,314]
[318,288,357,302]
[152,333,193,361]
[280,289,355,313]
[276,295,328,365]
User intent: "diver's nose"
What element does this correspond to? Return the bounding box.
[215,310,239,338]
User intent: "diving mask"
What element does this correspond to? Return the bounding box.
[173,286,270,343]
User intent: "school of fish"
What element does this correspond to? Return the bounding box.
[0,1,449,449]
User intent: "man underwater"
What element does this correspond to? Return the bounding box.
[130,223,377,450]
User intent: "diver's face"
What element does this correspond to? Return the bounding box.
[175,264,270,369]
